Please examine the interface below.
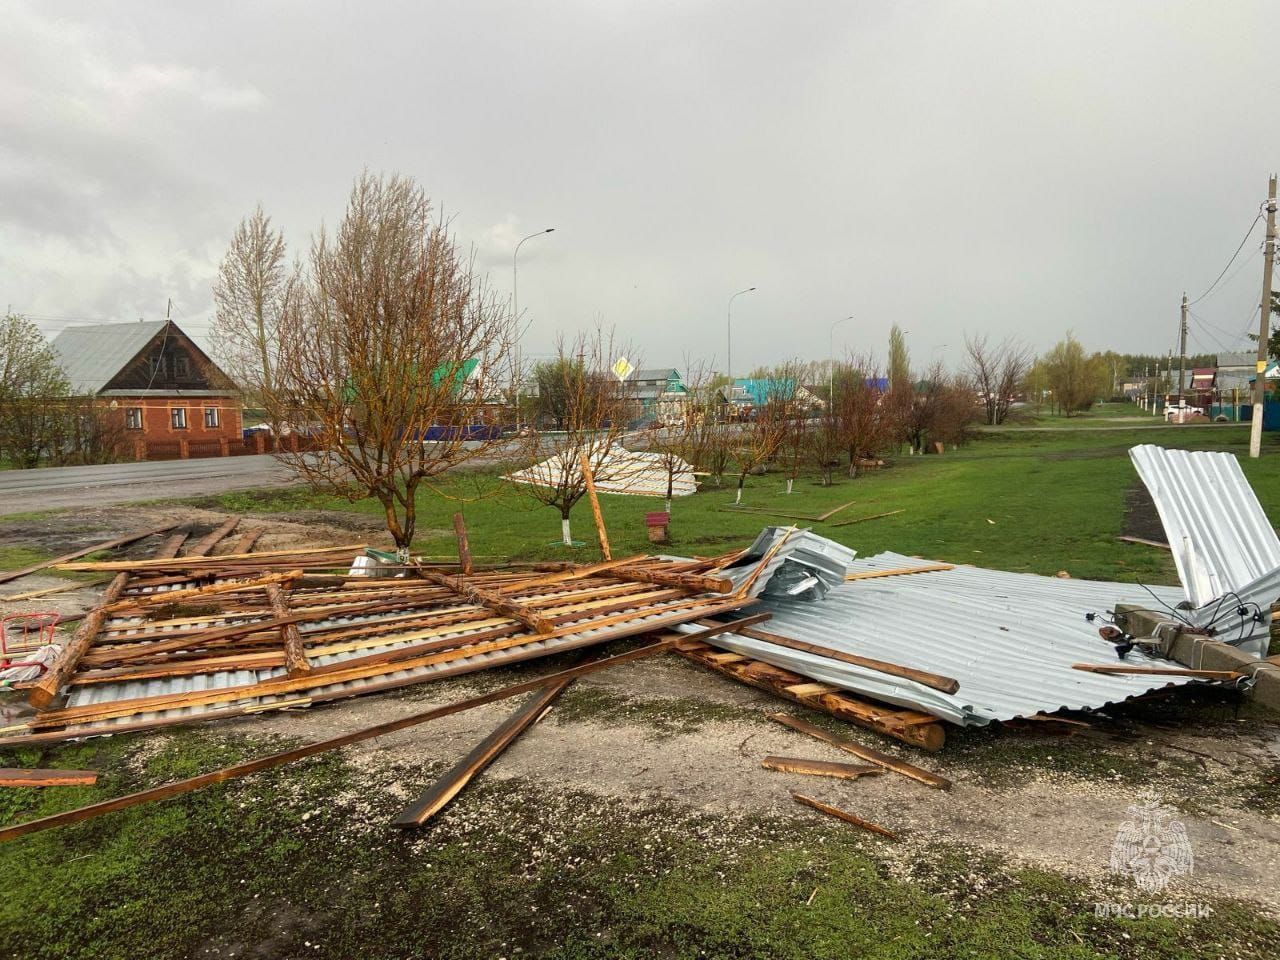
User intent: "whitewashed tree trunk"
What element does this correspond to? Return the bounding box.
[561,518,572,545]
[735,487,742,504]
[786,478,793,494]
[665,497,672,514]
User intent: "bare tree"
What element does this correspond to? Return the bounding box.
[212,205,290,403]
[835,358,895,477]
[645,356,707,513]
[965,334,1030,426]
[900,363,979,453]
[508,330,634,545]
[267,172,516,557]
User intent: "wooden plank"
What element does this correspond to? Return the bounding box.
[0,522,180,585]
[1,577,110,602]
[392,678,570,828]
[610,566,734,594]
[829,509,905,528]
[184,516,242,557]
[0,615,770,842]
[452,513,473,576]
[54,543,367,572]
[760,756,884,780]
[0,768,98,788]
[104,570,302,612]
[267,584,311,676]
[722,622,961,695]
[843,563,953,582]
[792,792,898,839]
[580,454,611,561]
[152,528,191,561]
[768,713,951,789]
[1071,663,1243,680]
[784,682,842,697]
[228,529,265,554]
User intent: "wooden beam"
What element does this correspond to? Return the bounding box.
[266,584,311,676]
[392,678,570,828]
[184,516,241,557]
[760,757,883,780]
[27,571,132,709]
[153,528,191,561]
[0,768,98,788]
[0,615,770,843]
[452,513,473,576]
[721,622,961,695]
[792,792,898,839]
[415,569,554,634]
[843,563,953,582]
[0,522,180,585]
[768,713,951,789]
[580,454,611,561]
[54,543,367,572]
[1,577,110,602]
[611,566,734,594]
[103,570,302,612]
[1116,535,1171,551]
[228,529,265,554]
[1071,663,1244,680]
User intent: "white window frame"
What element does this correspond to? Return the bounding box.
[170,407,188,430]
[125,407,143,430]
[203,407,219,428]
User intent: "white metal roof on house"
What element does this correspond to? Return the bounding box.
[50,321,168,395]
[690,551,1193,726]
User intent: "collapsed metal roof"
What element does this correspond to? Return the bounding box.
[692,551,1191,726]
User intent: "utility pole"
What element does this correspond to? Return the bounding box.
[1178,292,1188,403]
[1250,174,1277,459]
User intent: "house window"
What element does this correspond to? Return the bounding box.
[175,356,190,378]
[125,407,143,430]
[204,407,220,428]
[170,407,188,430]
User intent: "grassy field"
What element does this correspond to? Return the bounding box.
[3,418,1280,958]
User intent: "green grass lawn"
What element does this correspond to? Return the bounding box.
[193,420,1279,586]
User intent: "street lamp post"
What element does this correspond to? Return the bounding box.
[513,228,555,429]
[828,315,853,403]
[726,286,756,402]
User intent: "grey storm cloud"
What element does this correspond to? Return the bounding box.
[2,0,1278,370]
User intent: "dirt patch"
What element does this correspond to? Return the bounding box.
[1123,481,1168,543]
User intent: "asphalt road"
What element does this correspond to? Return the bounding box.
[0,455,296,516]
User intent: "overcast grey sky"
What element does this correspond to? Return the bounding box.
[2,0,1277,373]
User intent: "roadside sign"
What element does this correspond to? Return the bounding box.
[611,357,634,381]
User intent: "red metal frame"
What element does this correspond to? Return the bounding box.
[0,612,61,675]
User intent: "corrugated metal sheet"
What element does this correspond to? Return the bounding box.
[1129,445,1280,606]
[720,526,854,600]
[689,551,1194,726]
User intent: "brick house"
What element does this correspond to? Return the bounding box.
[51,319,243,460]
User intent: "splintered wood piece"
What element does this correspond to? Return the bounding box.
[416,569,554,634]
[1071,663,1244,680]
[0,522,181,585]
[27,571,132,709]
[843,563,953,581]
[266,584,311,676]
[792,792,898,839]
[392,678,570,828]
[0,615,769,843]
[769,713,951,789]
[1,578,111,602]
[184,516,242,557]
[580,453,612,561]
[0,768,99,788]
[760,756,884,780]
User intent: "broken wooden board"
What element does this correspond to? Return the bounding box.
[678,639,946,751]
[0,523,181,585]
[768,712,951,789]
[760,756,883,780]
[0,768,98,788]
[392,678,570,828]
[792,792,898,839]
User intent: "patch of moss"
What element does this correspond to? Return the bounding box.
[550,685,768,737]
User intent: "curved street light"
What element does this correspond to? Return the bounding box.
[726,286,756,391]
[513,228,555,428]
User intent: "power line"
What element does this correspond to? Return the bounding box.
[1188,211,1264,306]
